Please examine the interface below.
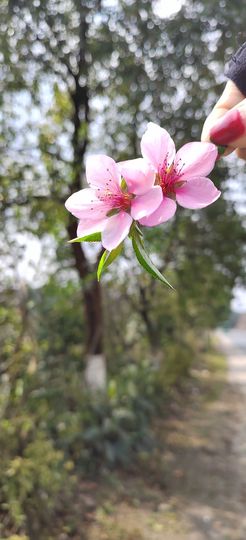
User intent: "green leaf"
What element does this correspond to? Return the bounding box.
[129,221,143,238]
[106,208,120,217]
[134,222,144,237]
[68,232,101,243]
[217,144,227,157]
[120,177,128,192]
[132,232,174,290]
[97,243,123,281]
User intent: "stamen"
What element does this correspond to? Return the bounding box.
[158,155,186,198]
[96,184,132,212]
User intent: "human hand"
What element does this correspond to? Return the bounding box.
[201,80,246,160]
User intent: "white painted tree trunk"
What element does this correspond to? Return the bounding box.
[84,354,107,392]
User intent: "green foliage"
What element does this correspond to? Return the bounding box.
[78,361,161,470]
[69,232,102,243]
[131,227,174,289]
[1,429,72,530]
[0,279,165,536]
[97,244,123,281]
[0,283,80,538]
[159,340,197,387]
[0,395,75,538]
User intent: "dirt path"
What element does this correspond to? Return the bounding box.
[86,334,246,540]
[173,329,246,540]
[216,329,246,386]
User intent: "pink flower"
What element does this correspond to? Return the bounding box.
[139,122,221,227]
[65,154,162,251]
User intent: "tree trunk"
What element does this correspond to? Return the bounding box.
[67,220,106,391]
[67,7,106,391]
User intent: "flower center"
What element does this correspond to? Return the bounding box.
[155,157,186,198]
[97,188,133,214]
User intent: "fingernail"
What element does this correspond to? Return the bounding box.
[210,109,245,145]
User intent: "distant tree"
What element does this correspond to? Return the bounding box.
[1,0,245,377]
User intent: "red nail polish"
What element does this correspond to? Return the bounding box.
[210,109,245,145]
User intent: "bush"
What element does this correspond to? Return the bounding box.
[54,361,164,472]
[0,413,75,539]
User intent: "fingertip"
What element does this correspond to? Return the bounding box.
[201,121,211,143]
[236,147,246,160]
[218,146,234,159]
[201,109,228,143]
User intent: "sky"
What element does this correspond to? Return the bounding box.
[103,0,184,18]
[153,0,184,18]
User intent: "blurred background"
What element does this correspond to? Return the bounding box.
[1,0,246,539]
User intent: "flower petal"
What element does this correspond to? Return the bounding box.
[176,177,221,209]
[77,218,107,237]
[118,158,155,195]
[139,197,177,227]
[102,212,132,251]
[65,188,109,219]
[131,186,163,220]
[140,122,176,172]
[175,142,218,179]
[86,154,121,192]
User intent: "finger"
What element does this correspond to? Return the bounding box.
[236,147,246,160]
[214,80,245,109]
[209,101,246,148]
[201,108,227,143]
[201,80,245,142]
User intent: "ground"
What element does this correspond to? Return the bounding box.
[83,328,246,540]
